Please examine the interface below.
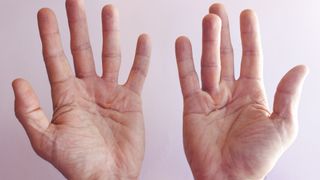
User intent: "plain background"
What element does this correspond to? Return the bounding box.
[0,0,319,179]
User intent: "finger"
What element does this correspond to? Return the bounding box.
[101,5,121,83]
[239,10,263,80]
[66,0,96,78]
[175,36,201,98]
[125,34,151,94]
[38,8,73,84]
[209,3,235,82]
[12,79,50,151]
[271,65,308,122]
[201,14,222,94]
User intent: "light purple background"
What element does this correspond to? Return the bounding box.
[1,0,319,179]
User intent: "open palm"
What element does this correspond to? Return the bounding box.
[13,1,150,179]
[175,4,307,180]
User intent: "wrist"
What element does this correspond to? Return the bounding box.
[90,175,138,180]
[193,172,265,180]
[195,176,264,180]
[68,171,139,180]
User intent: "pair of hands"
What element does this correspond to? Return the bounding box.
[12,0,308,180]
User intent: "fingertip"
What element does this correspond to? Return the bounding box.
[102,4,119,18]
[12,79,38,116]
[12,78,30,93]
[176,36,190,45]
[240,9,257,18]
[175,36,193,58]
[276,65,310,97]
[138,33,151,45]
[37,8,55,21]
[209,3,226,14]
[137,34,152,56]
[286,65,309,82]
[209,3,229,25]
[38,8,53,15]
[12,78,23,88]
[175,36,191,49]
[203,14,222,30]
[293,65,309,76]
[12,79,22,97]
[240,9,259,25]
[101,4,119,31]
[289,65,310,90]
[37,8,58,34]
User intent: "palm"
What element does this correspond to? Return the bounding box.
[176,4,307,180]
[41,78,144,179]
[13,1,151,179]
[184,80,285,179]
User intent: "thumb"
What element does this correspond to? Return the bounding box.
[271,65,308,123]
[12,78,50,151]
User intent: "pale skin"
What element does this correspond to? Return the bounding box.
[175,3,308,180]
[13,1,307,180]
[12,0,151,180]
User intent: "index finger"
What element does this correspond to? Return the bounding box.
[239,10,263,80]
[38,8,73,85]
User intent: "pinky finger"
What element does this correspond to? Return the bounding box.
[125,34,152,94]
[175,36,201,98]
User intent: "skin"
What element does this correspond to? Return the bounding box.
[12,0,151,180]
[175,4,308,180]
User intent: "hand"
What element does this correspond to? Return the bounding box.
[175,4,308,180]
[12,0,151,179]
